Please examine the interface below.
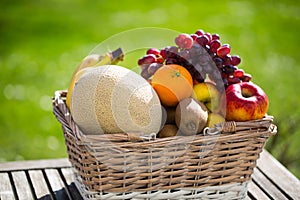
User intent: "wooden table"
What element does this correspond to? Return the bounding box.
[0,150,299,200]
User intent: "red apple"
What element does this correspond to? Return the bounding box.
[225,82,269,121]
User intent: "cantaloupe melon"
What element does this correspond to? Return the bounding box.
[70,65,162,135]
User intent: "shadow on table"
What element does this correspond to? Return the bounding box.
[38,183,83,200]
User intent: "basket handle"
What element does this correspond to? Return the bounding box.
[53,90,84,141]
[204,116,274,135]
[204,121,236,135]
[53,90,69,126]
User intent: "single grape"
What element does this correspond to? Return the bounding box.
[146,48,160,56]
[221,72,228,79]
[242,73,252,82]
[204,33,212,43]
[190,33,198,41]
[228,76,242,84]
[138,54,156,65]
[223,55,232,66]
[141,67,151,79]
[196,35,209,46]
[195,29,205,36]
[213,56,223,68]
[148,63,162,75]
[138,58,144,66]
[160,48,167,59]
[233,69,245,78]
[175,33,194,49]
[210,40,221,53]
[212,33,220,40]
[231,55,241,66]
[217,44,231,58]
[222,65,235,75]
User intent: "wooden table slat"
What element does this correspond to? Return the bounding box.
[0,173,15,200]
[11,171,34,200]
[44,169,71,200]
[45,169,65,191]
[28,170,50,199]
[252,167,289,199]
[247,181,271,200]
[60,168,74,185]
[257,150,300,200]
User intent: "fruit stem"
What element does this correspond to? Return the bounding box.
[241,88,252,98]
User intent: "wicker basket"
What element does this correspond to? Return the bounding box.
[53,90,276,200]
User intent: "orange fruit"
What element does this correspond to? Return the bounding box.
[151,64,193,106]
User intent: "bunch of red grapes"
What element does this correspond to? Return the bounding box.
[137,29,252,89]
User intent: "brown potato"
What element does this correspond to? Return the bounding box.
[158,124,179,138]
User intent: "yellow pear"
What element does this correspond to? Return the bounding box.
[207,113,225,128]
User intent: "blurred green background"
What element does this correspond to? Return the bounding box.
[1,0,299,178]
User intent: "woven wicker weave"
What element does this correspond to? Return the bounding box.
[53,90,277,200]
